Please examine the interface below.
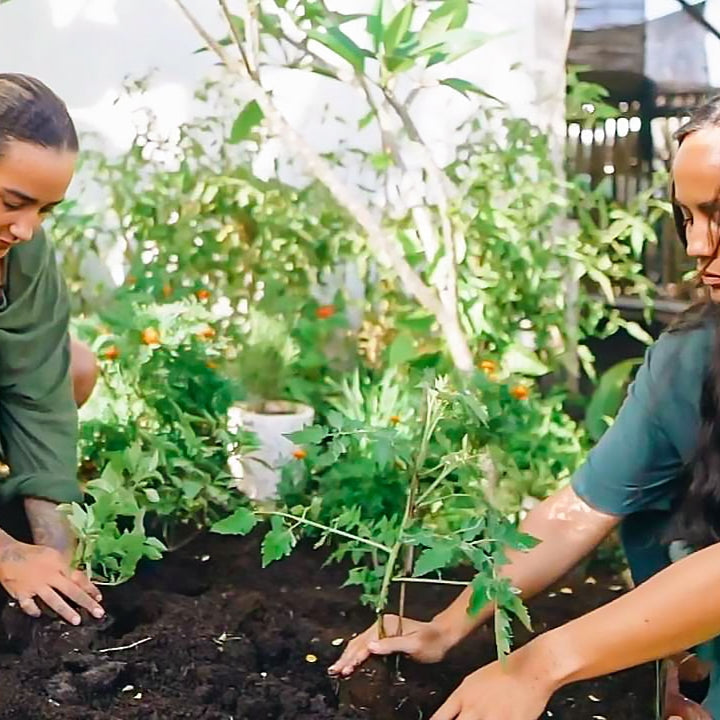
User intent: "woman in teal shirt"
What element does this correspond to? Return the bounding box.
[331,98,720,719]
[0,74,104,626]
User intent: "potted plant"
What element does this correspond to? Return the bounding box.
[229,311,314,500]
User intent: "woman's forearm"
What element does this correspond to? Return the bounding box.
[433,485,619,646]
[24,497,75,563]
[537,540,720,689]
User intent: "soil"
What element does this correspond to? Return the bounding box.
[0,531,656,720]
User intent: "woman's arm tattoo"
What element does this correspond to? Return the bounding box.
[0,529,25,563]
[24,498,74,559]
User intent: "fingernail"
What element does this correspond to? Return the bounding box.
[93,608,105,618]
[72,615,81,625]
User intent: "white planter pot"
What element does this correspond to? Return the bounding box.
[227,401,315,500]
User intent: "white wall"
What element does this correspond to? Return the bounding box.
[0,0,565,170]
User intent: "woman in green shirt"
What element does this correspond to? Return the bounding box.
[0,74,105,627]
[330,98,720,719]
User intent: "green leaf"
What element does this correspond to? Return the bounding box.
[587,266,615,304]
[413,544,455,577]
[622,320,654,345]
[286,425,327,445]
[630,224,646,258]
[359,109,376,130]
[494,607,513,658]
[229,101,264,144]
[367,0,385,52]
[308,27,368,73]
[387,333,417,366]
[420,0,469,44]
[211,507,258,536]
[585,358,641,441]
[439,78,501,104]
[370,151,393,171]
[383,3,414,56]
[326,410,345,431]
[468,573,491,616]
[372,436,394,469]
[501,344,549,377]
[261,518,295,566]
[383,53,417,74]
[506,592,532,632]
[422,29,492,66]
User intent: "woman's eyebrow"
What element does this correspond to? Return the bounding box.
[2,188,64,209]
[2,188,36,203]
[698,200,720,214]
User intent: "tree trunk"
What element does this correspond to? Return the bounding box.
[534,0,580,391]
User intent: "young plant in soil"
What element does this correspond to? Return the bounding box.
[62,293,258,583]
[213,374,539,658]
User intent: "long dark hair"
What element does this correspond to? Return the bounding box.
[0,74,78,156]
[666,96,720,548]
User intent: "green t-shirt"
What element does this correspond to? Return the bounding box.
[571,322,720,714]
[0,229,82,505]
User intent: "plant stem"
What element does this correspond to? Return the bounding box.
[392,576,469,587]
[376,386,438,639]
[255,510,392,553]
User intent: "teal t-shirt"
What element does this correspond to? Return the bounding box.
[571,322,720,714]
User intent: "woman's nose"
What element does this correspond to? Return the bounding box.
[686,223,717,259]
[8,217,36,243]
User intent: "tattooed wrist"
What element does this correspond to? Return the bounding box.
[24,498,74,557]
[0,530,25,564]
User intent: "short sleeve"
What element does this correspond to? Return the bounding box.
[0,231,82,504]
[571,331,703,516]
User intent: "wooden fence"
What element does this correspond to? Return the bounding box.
[566,91,715,296]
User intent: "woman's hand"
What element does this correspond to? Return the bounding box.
[429,656,554,720]
[665,658,712,720]
[329,614,452,677]
[0,540,104,625]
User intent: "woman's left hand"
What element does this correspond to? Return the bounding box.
[664,658,712,720]
[430,658,554,720]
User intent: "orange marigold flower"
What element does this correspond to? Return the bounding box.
[197,326,216,340]
[292,448,308,460]
[162,284,172,299]
[315,305,336,319]
[390,415,401,425]
[103,345,120,360]
[206,361,218,370]
[196,288,211,301]
[510,385,530,401]
[141,327,161,345]
[479,360,497,374]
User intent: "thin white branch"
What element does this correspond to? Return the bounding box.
[98,636,153,654]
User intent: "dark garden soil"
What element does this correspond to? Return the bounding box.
[0,530,655,720]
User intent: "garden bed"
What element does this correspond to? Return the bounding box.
[0,531,654,719]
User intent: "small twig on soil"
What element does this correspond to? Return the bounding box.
[98,636,153,654]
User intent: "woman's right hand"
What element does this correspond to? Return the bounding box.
[329,614,452,677]
[0,540,104,625]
